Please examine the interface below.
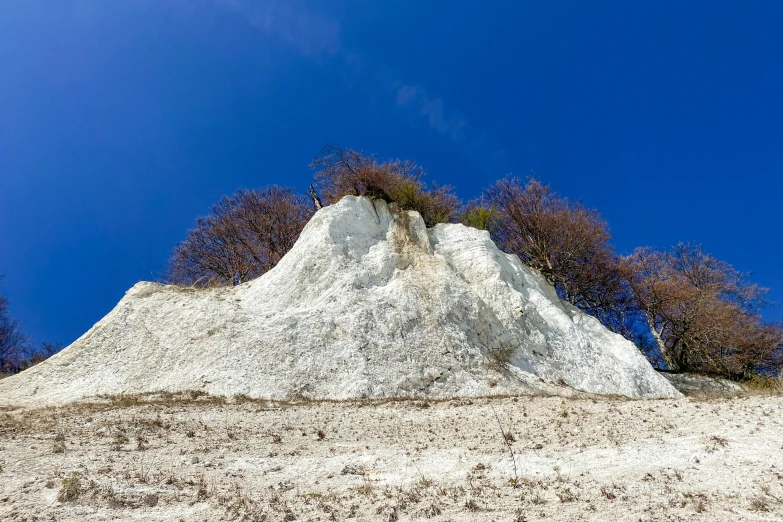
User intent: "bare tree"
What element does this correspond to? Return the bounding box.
[16,342,63,372]
[166,186,314,286]
[0,277,29,373]
[483,176,633,337]
[311,145,460,227]
[623,243,782,377]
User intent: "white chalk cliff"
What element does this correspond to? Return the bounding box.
[0,196,679,406]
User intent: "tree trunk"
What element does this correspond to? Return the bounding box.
[309,184,323,210]
[645,315,680,372]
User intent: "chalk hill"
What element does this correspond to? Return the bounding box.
[0,196,679,405]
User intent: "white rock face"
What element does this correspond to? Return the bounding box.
[0,196,679,406]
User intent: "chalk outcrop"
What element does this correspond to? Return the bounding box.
[0,196,679,406]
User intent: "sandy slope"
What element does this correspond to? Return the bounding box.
[0,393,781,521]
[0,197,677,406]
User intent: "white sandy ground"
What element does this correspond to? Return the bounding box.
[0,393,781,521]
[0,197,677,406]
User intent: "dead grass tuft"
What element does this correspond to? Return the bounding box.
[749,495,769,512]
[57,474,82,502]
[744,375,783,395]
[557,487,576,503]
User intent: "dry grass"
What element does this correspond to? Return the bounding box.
[56,474,81,502]
[0,394,780,521]
[743,374,783,395]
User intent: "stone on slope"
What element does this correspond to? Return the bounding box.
[0,196,680,406]
[660,372,748,397]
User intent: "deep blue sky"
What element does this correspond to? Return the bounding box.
[1,1,782,347]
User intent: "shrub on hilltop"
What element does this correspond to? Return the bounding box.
[166,186,314,287]
[310,145,460,227]
[475,175,633,338]
[458,203,497,231]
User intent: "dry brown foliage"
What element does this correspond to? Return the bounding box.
[623,243,782,377]
[166,186,314,286]
[482,176,633,336]
[311,145,459,227]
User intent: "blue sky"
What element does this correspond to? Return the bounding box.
[1,1,782,346]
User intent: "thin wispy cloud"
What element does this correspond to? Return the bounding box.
[395,82,505,165]
[215,1,505,169]
[218,0,341,57]
[395,83,468,143]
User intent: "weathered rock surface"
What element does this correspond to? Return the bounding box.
[659,371,748,397]
[0,196,679,406]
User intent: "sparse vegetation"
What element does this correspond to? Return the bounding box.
[749,495,769,512]
[57,474,82,502]
[11,391,762,520]
[487,342,516,371]
[556,487,576,503]
[458,203,497,231]
[742,372,783,393]
[22,366,781,522]
[311,145,460,227]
